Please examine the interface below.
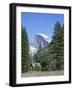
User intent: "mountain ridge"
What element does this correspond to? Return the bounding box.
[29,33,50,56]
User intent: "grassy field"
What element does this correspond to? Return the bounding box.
[21,70,64,77]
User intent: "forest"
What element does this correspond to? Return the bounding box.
[21,21,64,73]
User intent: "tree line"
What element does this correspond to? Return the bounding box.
[21,21,64,73]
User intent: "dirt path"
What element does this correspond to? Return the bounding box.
[21,71,64,77]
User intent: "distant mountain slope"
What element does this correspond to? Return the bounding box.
[35,33,50,49]
[29,46,37,56]
[29,33,50,56]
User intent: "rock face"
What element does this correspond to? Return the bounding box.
[35,33,49,49]
[29,33,50,56]
[29,46,37,56]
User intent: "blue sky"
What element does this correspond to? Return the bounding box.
[21,12,64,42]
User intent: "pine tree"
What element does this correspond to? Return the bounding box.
[48,21,64,70]
[21,27,30,73]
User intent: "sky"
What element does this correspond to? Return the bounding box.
[21,12,64,42]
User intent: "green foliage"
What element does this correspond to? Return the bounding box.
[41,61,49,71]
[33,21,64,71]
[33,63,42,71]
[21,27,30,73]
[33,47,49,71]
[48,21,64,70]
[21,21,64,73]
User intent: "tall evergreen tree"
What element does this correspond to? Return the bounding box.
[21,27,30,73]
[48,21,64,70]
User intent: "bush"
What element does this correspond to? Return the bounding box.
[41,61,49,71]
[33,63,42,71]
[46,60,57,71]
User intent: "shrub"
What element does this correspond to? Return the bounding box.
[33,63,42,71]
